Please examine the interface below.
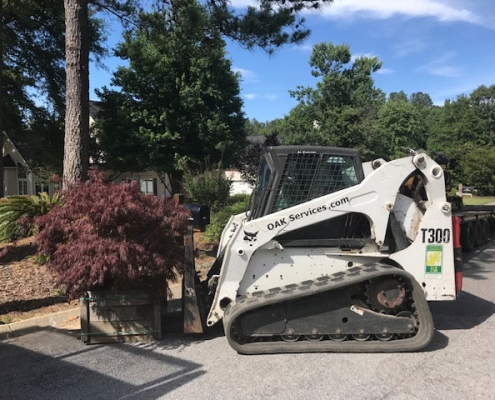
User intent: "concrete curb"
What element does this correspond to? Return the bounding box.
[0,308,80,341]
[0,283,183,341]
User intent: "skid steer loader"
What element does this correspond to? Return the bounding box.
[196,146,462,354]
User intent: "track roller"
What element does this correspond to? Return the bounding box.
[223,264,434,354]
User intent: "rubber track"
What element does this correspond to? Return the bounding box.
[223,264,434,354]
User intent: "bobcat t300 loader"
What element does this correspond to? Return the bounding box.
[199,146,462,354]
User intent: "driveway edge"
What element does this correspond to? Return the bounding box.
[0,308,80,341]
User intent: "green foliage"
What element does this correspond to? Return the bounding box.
[245,119,267,136]
[203,194,250,243]
[282,42,385,157]
[389,91,409,102]
[1,0,67,122]
[30,192,64,216]
[469,85,495,146]
[410,92,433,109]
[0,0,66,193]
[227,193,251,206]
[428,96,486,154]
[460,147,495,195]
[207,0,330,52]
[23,110,65,176]
[276,104,322,145]
[95,0,246,177]
[183,170,232,211]
[0,192,63,242]
[426,88,495,184]
[377,99,424,159]
[35,252,50,265]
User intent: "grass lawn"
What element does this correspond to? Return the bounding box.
[461,196,495,206]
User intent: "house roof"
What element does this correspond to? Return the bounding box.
[247,135,265,144]
[89,101,102,119]
[3,154,17,167]
[2,132,30,168]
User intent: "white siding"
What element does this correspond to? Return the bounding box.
[224,170,253,195]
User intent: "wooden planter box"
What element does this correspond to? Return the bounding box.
[80,290,161,344]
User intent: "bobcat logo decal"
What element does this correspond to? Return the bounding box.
[243,230,258,242]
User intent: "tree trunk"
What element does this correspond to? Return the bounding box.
[63,0,90,185]
[169,172,183,196]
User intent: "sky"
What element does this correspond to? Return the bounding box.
[89,0,495,123]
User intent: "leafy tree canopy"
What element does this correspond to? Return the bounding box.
[2,0,66,119]
[469,84,495,146]
[461,147,495,195]
[427,95,487,155]
[1,0,67,184]
[280,42,385,158]
[410,91,433,109]
[95,0,246,188]
[377,97,424,159]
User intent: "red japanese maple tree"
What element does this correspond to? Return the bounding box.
[35,170,189,299]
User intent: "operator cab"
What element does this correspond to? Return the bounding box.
[249,146,365,220]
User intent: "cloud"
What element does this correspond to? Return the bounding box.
[393,39,429,57]
[228,0,491,28]
[423,65,461,77]
[264,94,279,101]
[295,43,314,52]
[376,68,394,75]
[317,0,484,25]
[229,0,256,7]
[416,51,461,77]
[232,67,258,82]
[244,93,279,101]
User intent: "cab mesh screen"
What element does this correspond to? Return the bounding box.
[271,152,357,212]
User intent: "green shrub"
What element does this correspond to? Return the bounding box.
[0,192,63,242]
[227,193,251,206]
[183,170,232,212]
[204,194,250,243]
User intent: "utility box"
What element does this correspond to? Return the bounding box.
[183,203,210,231]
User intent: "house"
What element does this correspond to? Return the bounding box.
[2,132,54,197]
[2,129,173,198]
[224,170,253,195]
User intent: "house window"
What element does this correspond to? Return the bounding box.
[18,180,28,195]
[17,164,28,195]
[140,178,157,196]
